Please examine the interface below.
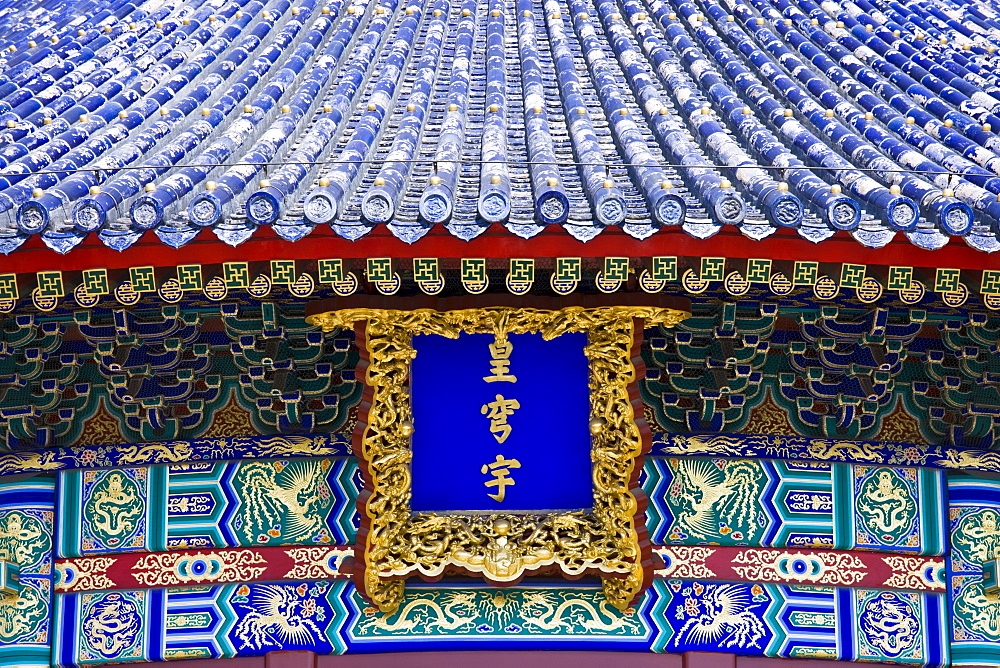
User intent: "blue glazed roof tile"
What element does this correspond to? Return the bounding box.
[0,0,999,252]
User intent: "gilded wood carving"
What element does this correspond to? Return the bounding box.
[306,307,689,614]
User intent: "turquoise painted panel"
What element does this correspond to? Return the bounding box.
[947,474,1000,666]
[0,478,56,668]
[643,457,944,555]
[57,458,361,557]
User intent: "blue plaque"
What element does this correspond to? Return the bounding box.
[411,332,592,513]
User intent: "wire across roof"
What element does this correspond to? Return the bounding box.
[1,0,1000,254]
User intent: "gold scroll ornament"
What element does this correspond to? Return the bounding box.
[305,306,689,615]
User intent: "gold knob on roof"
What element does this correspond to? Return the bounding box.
[206,181,217,191]
[43,118,51,124]
[489,104,499,112]
[612,12,622,19]
[756,17,764,25]
[905,116,915,124]
[182,18,190,25]
[463,8,471,16]
[547,177,559,186]
[209,15,217,21]
[319,177,330,187]
[810,18,818,25]
[720,178,732,188]
[701,106,711,114]
[785,19,792,25]
[985,124,993,132]
[603,179,614,188]
[406,103,415,112]
[523,10,531,16]
[727,15,734,22]
[491,175,502,184]
[368,103,377,111]
[376,7,385,13]
[667,12,676,20]
[374,176,386,186]
[291,7,300,14]
[835,21,844,28]
[79,29,87,35]
[244,105,253,113]
[430,175,442,185]
[324,104,332,113]
[27,41,35,47]
[742,106,752,114]
[348,7,356,13]
[118,111,128,119]
[322,6,331,13]
[893,30,900,36]
[236,11,243,17]
[5,120,15,129]
[889,184,901,194]
[944,119,953,127]
[448,103,458,112]
[777,181,789,191]
[32,188,43,198]
[533,105,543,114]
[202,108,212,116]
[259,179,270,188]
[146,183,156,192]
[51,36,59,43]
[784,108,794,117]
[262,11,271,18]
[281,105,291,113]
[825,109,834,117]
[830,184,842,194]
[864,111,874,120]
[492,10,500,16]
[619,108,628,116]
[79,115,89,123]
[89,186,100,195]
[407,8,415,14]
[865,24,873,31]
[661,180,673,189]
[550,12,560,19]
[943,188,955,197]
[660,107,670,115]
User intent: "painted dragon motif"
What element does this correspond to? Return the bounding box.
[359,592,479,633]
[521,591,641,634]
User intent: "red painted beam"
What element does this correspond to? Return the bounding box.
[3,224,999,273]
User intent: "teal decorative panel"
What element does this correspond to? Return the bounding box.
[0,478,56,668]
[58,459,361,557]
[948,474,1000,666]
[833,465,946,554]
[643,458,944,555]
[642,458,835,549]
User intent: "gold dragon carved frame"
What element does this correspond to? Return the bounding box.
[305,306,689,614]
